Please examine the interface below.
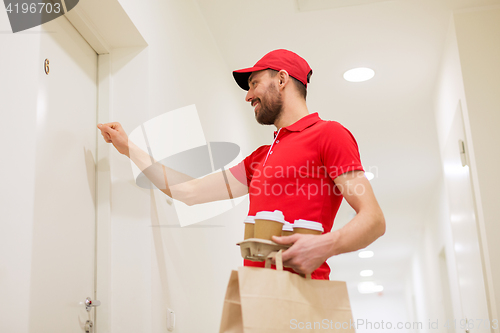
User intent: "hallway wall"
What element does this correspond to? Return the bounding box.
[423,5,500,326]
[0,13,41,332]
[453,8,500,320]
[409,180,458,333]
[408,7,500,330]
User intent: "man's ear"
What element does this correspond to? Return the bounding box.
[278,70,289,87]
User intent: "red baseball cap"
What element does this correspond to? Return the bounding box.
[233,49,313,91]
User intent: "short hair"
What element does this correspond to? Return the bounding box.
[267,69,308,100]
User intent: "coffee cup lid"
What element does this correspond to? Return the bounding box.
[244,216,256,224]
[293,219,324,232]
[255,210,286,224]
[282,221,293,232]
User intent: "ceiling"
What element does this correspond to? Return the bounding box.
[194,0,500,296]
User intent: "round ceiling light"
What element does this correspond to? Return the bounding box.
[358,250,374,258]
[360,270,374,277]
[343,67,375,82]
[357,281,384,294]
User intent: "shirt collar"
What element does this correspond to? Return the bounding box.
[273,112,321,137]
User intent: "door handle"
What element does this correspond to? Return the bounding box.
[85,297,101,312]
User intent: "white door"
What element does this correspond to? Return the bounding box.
[28,16,98,331]
[443,103,490,333]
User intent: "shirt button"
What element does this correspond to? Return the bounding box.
[270,151,273,154]
[276,140,279,143]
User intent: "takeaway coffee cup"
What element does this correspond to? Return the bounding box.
[281,222,294,236]
[244,216,255,240]
[254,210,286,241]
[292,219,324,235]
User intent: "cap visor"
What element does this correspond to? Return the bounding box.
[232,66,267,91]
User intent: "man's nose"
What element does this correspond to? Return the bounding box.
[245,90,253,103]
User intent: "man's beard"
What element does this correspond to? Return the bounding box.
[254,83,283,125]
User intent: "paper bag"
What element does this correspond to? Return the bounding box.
[219,250,355,333]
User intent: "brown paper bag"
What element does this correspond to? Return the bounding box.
[219,250,356,333]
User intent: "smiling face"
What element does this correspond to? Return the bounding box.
[246,70,283,125]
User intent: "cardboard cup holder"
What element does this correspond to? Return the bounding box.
[236,238,291,262]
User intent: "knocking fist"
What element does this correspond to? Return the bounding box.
[97,122,130,156]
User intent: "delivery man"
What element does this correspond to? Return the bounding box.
[97,49,385,280]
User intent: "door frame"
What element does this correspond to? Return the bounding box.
[63,2,147,332]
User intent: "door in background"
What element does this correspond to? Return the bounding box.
[28,14,98,332]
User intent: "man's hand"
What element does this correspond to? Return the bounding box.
[96,121,248,205]
[97,122,130,156]
[270,171,385,276]
[271,233,336,275]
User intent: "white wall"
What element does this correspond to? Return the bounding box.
[421,5,500,327]
[0,11,41,332]
[430,17,470,325]
[102,0,260,332]
[453,7,500,320]
[409,178,462,333]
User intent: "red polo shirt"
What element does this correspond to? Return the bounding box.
[229,112,364,279]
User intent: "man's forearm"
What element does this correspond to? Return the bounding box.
[128,141,194,198]
[327,210,386,257]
